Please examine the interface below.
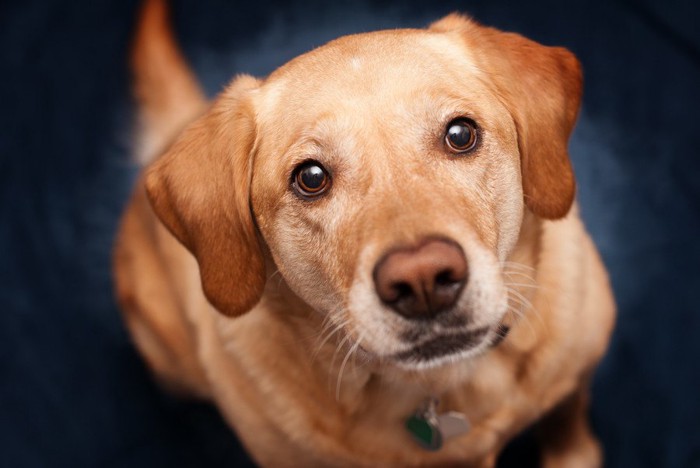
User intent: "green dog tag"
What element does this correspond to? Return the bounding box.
[406,414,443,451]
[406,398,470,451]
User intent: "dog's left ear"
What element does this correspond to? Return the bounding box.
[431,15,582,219]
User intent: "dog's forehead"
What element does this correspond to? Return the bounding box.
[253,29,485,127]
[275,29,480,78]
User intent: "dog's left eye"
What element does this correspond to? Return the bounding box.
[292,161,331,198]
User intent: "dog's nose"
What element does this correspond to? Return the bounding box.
[373,238,468,320]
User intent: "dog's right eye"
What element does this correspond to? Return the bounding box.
[445,118,478,153]
[292,161,331,198]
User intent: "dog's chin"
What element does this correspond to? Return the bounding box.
[386,326,502,371]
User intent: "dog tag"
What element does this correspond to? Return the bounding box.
[406,413,443,451]
[406,398,470,451]
[437,411,470,439]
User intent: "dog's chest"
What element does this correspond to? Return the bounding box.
[216,342,565,466]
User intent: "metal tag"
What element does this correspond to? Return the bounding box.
[436,411,471,439]
[406,398,470,451]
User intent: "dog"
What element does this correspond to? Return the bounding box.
[113,0,616,466]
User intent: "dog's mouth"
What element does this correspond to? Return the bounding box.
[386,323,511,368]
[391,326,491,366]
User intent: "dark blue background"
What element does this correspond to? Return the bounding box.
[1,0,699,466]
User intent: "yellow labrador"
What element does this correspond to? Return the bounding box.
[114,0,615,466]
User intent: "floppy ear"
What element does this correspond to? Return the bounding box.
[144,75,266,316]
[432,15,582,219]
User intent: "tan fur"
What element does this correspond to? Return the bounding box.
[114,1,615,466]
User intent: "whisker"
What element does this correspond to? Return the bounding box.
[268,269,287,289]
[502,270,537,283]
[335,333,363,401]
[504,282,541,289]
[506,286,546,330]
[308,304,347,348]
[329,334,352,392]
[506,286,535,312]
[501,261,536,272]
[315,303,347,333]
[331,334,352,372]
[506,308,541,343]
[269,269,281,281]
[312,318,350,361]
[316,304,343,334]
[505,304,537,338]
[503,271,555,296]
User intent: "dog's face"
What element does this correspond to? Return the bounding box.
[145,15,581,369]
[251,31,525,368]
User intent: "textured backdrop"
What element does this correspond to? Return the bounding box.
[1,0,699,466]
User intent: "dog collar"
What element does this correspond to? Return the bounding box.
[405,397,470,451]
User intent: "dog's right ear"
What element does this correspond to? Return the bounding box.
[145,75,266,317]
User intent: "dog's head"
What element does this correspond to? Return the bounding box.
[145,15,581,369]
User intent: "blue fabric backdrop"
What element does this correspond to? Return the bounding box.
[1,0,699,466]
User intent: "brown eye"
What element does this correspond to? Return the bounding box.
[293,161,331,197]
[445,119,478,153]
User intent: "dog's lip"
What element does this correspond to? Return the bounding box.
[490,323,511,347]
[392,327,490,362]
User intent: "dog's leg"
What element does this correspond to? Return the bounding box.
[537,385,602,468]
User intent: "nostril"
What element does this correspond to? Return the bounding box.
[435,269,458,286]
[392,282,414,302]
